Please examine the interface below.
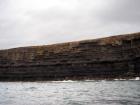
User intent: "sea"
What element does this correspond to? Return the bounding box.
[0,78,140,105]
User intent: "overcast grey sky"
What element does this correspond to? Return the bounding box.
[0,0,140,49]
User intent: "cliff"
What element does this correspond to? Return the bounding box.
[0,32,140,81]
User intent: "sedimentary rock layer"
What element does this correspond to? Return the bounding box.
[0,32,140,81]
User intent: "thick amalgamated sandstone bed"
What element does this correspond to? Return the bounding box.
[0,32,140,81]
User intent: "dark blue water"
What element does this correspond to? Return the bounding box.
[0,80,140,105]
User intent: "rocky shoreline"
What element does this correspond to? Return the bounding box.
[0,32,140,81]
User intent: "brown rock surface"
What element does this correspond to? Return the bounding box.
[0,32,140,81]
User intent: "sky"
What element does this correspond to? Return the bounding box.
[0,0,140,49]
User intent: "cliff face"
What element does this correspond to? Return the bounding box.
[0,32,140,81]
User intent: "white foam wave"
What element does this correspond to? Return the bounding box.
[134,77,140,80]
[114,77,140,81]
[51,80,77,83]
[49,77,140,83]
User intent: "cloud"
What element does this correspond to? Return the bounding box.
[97,0,140,24]
[0,0,140,49]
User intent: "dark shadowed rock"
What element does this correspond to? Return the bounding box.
[0,32,140,81]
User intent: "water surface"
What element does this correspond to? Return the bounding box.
[0,80,140,105]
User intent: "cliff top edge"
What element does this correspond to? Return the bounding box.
[0,32,140,51]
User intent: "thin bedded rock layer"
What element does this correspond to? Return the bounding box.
[0,32,140,81]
